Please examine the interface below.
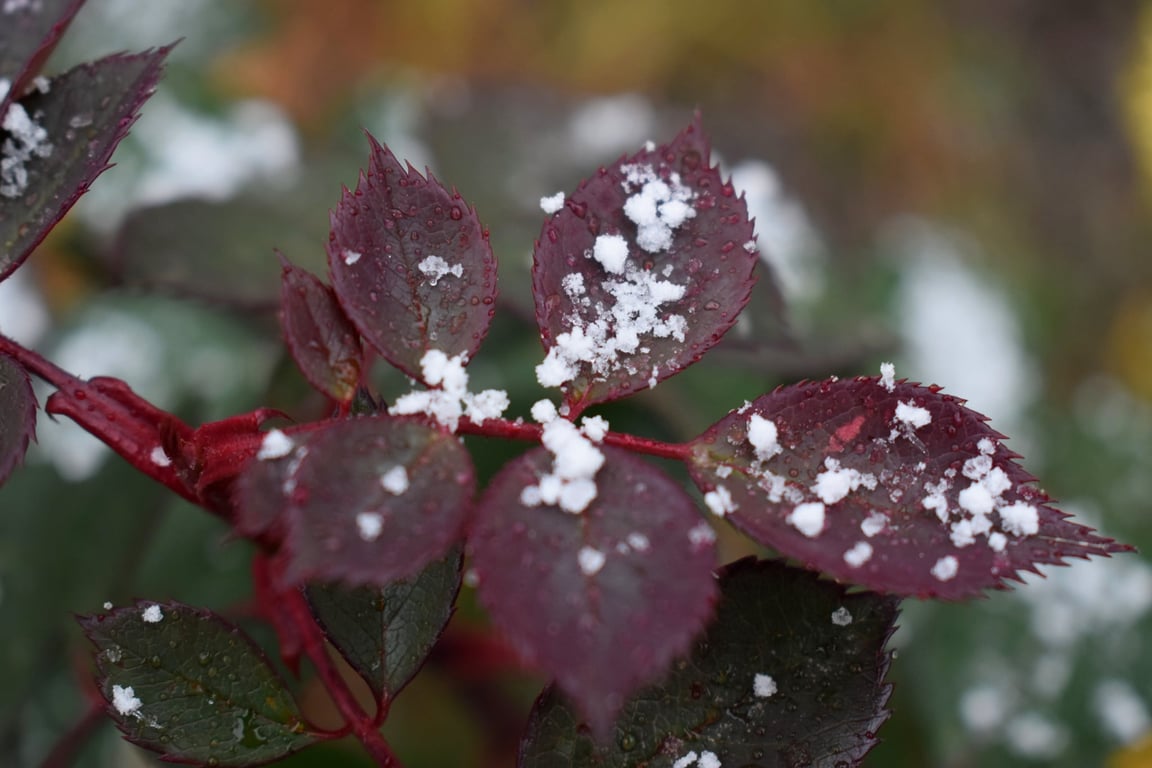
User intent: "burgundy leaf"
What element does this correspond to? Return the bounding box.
[520,558,899,768]
[688,375,1132,599]
[327,134,497,381]
[238,415,474,587]
[0,0,85,111]
[0,353,36,487]
[279,253,364,403]
[469,445,718,737]
[0,47,170,283]
[532,115,758,416]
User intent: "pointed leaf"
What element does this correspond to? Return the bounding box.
[0,0,84,104]
[0,353,35,487]
[688,376,1131,599]
[306,545,462,703]
[519,558,899,768]
[532,116,760,415]
[1,47,170,283]
[279,255,364,403]
[238,415,473,587]
[79,600,317,766]
[469,446,717,736]
[327,134,497,381]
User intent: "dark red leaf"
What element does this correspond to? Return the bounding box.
[0,47,170,283]
[327,134,497,381]
[279,254,364,403]
[520,558,899,767]
[469,445,718,737]
[0,353,36,487]
[532,115,759,416]
[237,415,474,587]
[688,375,1132,599]
[0,0,85,109]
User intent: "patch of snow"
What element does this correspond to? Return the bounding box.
[894,401,931,430]
[343,249,362,265]
[747,413,782,461]
[843,541,873,568]
[687,522,716,547]
[141,604,163,623]
[998,501,1039,537]
[1,100,53,198]
[531,398,558,424]
[879,362,896,392]
[788,502,825,538]
[379,465,409,495]
[540,191,565,214]
[931,555,959,582]
[149,446,171,467]
[831,607,853,626]
[520,418,605,514]
[703,485,737,516]
[390,349,508,431]
[577,546,606,576]
[861,511,887,537]
[356,512,383,541]
[111,684,142,717]
[672,752,699,768]
[257,430,295,460]
[754,673,777,698]
[580,415,609,443]
[813,457,874,504]
[417,255,464,286]
[625,532,650,552]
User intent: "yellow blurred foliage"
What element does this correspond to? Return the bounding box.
[1124,2,1152,203]
[1106,292,1152,403]
[1111,733,1152,768]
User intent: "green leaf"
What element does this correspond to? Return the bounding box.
[0,0,84,97]
[0,46,169,282]
[519,558,899,767]
[306,545,462,704]
[79,600,319,766]
[0,353,35,487]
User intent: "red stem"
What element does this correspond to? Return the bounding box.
[40,700,104,768]
[284,588,402,767]
[457,416,691,461]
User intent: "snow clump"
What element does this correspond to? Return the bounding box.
[390,349,509,432]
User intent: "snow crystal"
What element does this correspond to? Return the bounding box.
[520,418,605,514]
[535,259,687,388]
[379,465,409,495]
[625,532,650,552]
[957,482,995,517]
[416,255,463,286]
[704,485,737,516]
[931,555,958,582]
[390,349,508,431]
[141,604,163,623]
[149,445,171,467]
[356,512,383,542]
[988,531,1007,552]
[843,542,873,568]
[580,415,609,443]
[788,502,825,538]
[672,752,699,768]
[2,99,53,198]
[540,191,565,214]
[831,606,853,626]
[112,684,142,716]
[998,501,1039,537]
[688,522,716,547]
[531,399,558,424]
[1094,679,1151,744]
[861,511,887,537]
[754,673,778,698]
[747,413,782,461]
[812,458,874,504]
[343,249,362,265]
[592,234,629,275]
[103,601,113,611]
[879,362,896,392]
[894,401,931,429]
[257,429,295,460]
[578,546,606,576]
[619,162,697,253]
[697,752,721,768]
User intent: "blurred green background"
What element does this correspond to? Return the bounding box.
[3,1,1152,766]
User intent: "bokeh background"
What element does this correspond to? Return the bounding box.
[2,1,1152,766]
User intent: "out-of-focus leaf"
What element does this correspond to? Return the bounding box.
[79,600,318,766]
[279,255,363,403]
[531,116,762,416]
[306,545,462,703]
[469,445,717,737]
[519,558,898,767]
[110,197,328,305]
[0,353,35,487]
[237,415,473,587]
[327,134,498,381]
[0,46,170,283]
[0,0,84,109]
[688,376,1131,599]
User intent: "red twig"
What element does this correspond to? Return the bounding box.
[284,588,402,767]
[39,699,104,768]
[456,416,691,460]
